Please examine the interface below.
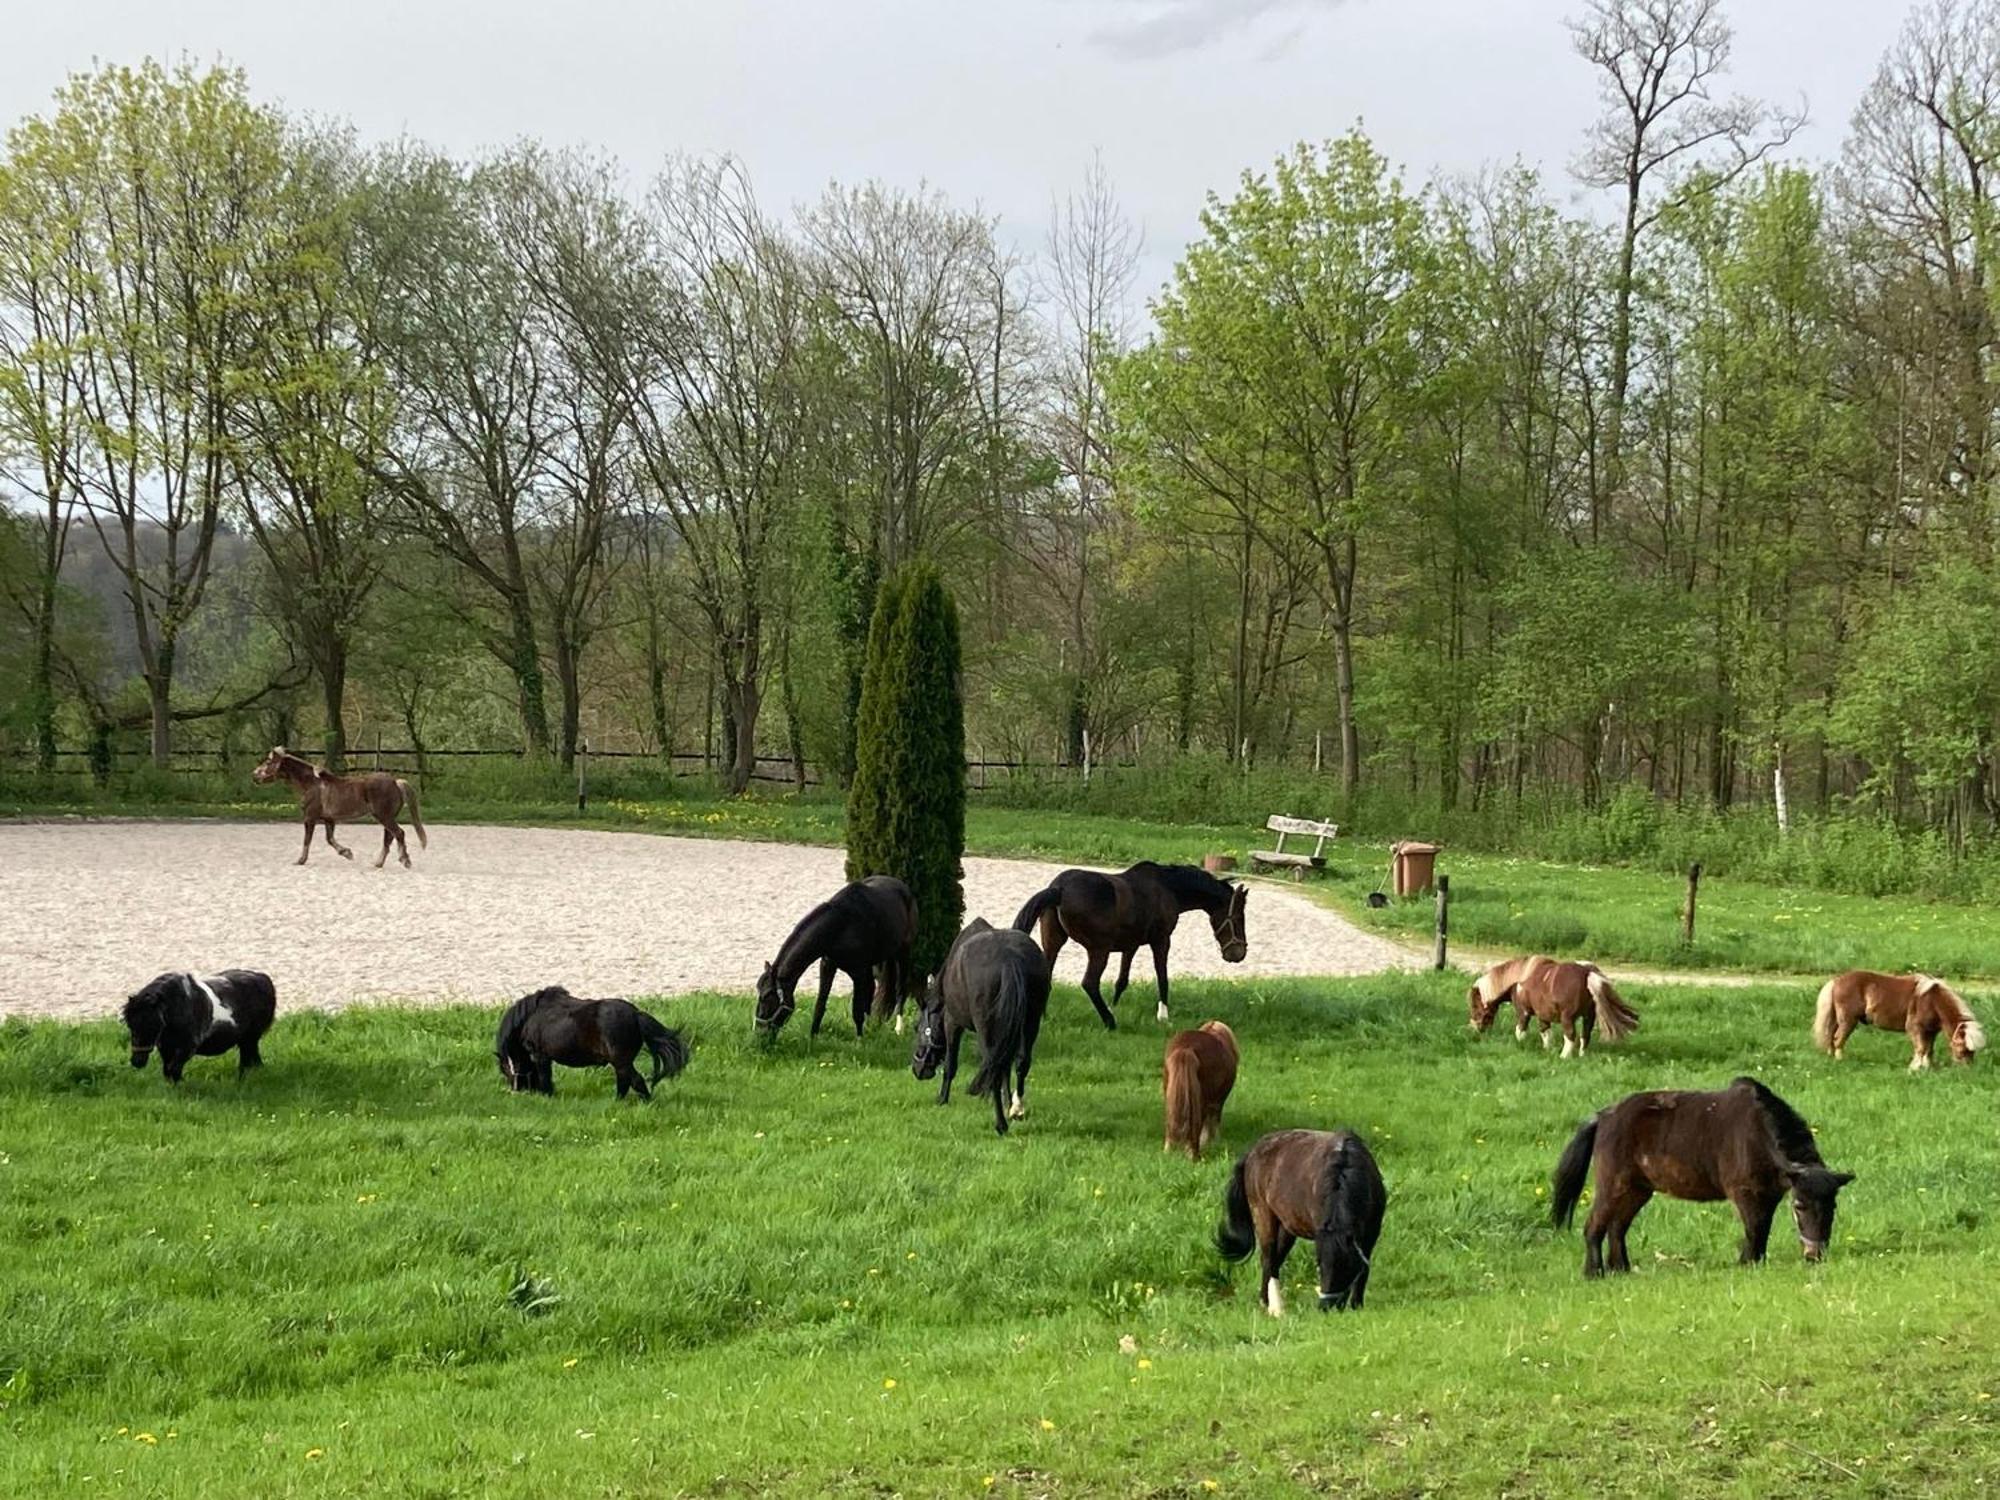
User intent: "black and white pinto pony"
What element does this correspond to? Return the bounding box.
[911,918,1052,1136]
[495,986,690,1100]
[756,875,918,1039]
[122,970,277,1082]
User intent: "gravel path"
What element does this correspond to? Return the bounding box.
[0,821,1417,1022]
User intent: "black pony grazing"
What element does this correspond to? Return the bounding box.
[911,918,1052,1136]
[1551,1076,1855,1278]
[1216,1128,1387,1316]
[756,875,917,1039]
[495,986,690,1100]
[122,970,277,1083]
[1013,861,1247,1029]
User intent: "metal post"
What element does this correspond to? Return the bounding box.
[1433,875,1450,971]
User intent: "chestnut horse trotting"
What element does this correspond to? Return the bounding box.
[252,747,428,868]
[1468,954,1638,1058]
[1215,1128,1386,1316]
[1163,1020,1239,1160]
[1012,862,1248,1030]
[1552,1076,1854,1278]
[1814,969,1986,1070]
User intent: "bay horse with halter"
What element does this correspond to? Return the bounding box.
[1012,862,1248,1029]
[1467,954,1638,1057]
[1552,1076,1854,1278]
[1215,1128,1386,1316]
[911,918,1051,1136]
[755,875,917,1039]
[1163,1020,1239,1160]
[122,969,277,1082]
[495,986,690,1100]
[252,747,428,868]
[1813,969,1986,1070]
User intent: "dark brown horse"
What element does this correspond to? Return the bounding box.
[1215,1128,1386,1316]
[495,986,690,1100]
[1012,862,1247,1029]
[755,876,917,1039]
[1163,1020,1238,1160]
[1814,969,1986,1070]
[252,747,428,868]
[1468,954,1638,1058]
[1551,1076,1854,1278]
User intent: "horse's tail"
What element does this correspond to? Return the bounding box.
[1551,1116,1599,1229]
[1164,1043,1204,1157]
[1214,1153,1256,1262]
[1812,978,1839,1054]
[1586,967,1638,1042]
[398,778,428,848]
[1011,883,1060,937]
[637,1012,690,1083]
[969,963,1028,1099]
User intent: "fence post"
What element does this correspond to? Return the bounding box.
[1682,862,1701,945]
[1433,875,1450,972]
[1082,729,1092,786]
[577,738,589,813]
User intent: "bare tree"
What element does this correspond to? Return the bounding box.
[1570,0,1804,533]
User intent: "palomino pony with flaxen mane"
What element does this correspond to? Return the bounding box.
[911,918,1051,1136]
[755,876,917,1039]
[122,969,277,1083]
[495,986,689,1100]
[1814,969,1986,1070]
[252,748,428,868]
[1468,954,1638,1058]
[1013,862,1248,1029]
[1163,1020,1238,1160]
[1216,1128,1386,1316]
[1551,1076,1854,1278]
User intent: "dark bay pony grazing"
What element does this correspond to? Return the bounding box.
[122,970,277,1082]
[252,747,428,868]
[911,918,1051,1136]
[1216,1128,1386,1316]
[1163,1020,1239,1160]
[755,876,917,1039]
[1012,862,1248,1029]
[495,986,689,1100]
[1468,954,1637,1058]
[1551,1076,1854,1278]
[1814,969,1986,1070]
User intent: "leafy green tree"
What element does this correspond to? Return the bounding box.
[845,563,966,979]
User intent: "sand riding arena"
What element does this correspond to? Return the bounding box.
[0,821,1416,1022]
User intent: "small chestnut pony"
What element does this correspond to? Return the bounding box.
[1813,969,1985,1070]
[1162,1020,1238,1160]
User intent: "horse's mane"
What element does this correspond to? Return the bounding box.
[1733,1076,1823,1167]
[496,986,576,1052]
[124,972,199,1027]
[1135,861,1233,908]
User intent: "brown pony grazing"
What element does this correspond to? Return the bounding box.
[1468,954,1636,1058]
[1163,1021,1239,1160]
[1814,969,1987,1070]
[1215,1129,1386,1316]
[1552,1077,1854,1278]
[252,747,428,868]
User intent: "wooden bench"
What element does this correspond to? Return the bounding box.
[1250,815,1339,876]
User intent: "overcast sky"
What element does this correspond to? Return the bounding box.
[4,0,1909,295]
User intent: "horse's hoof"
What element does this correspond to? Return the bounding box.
[338,848,354,861]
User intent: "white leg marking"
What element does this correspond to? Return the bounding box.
[1264,1278,1285,1318]
[1514,1021,1528,1042]
[1008,1089,1026,1120]
[1541,1027,1553,1051]
[1560,1035,1576,1059]
[1157,1000,1170,1024]
[894,1012,904,1036]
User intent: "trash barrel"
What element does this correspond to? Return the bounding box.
[1390,840,1441,898]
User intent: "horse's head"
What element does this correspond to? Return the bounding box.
[1919,977,1987,1063]
[910,982,947,1080]
[753,962,795,1036]
[1210,882,1249,964]
[1951,1016,1987,1064]
[1786,1164,1856,1261]
[251,746,290,784]
[121,978,172,1069]
[1468,983,1496,1031]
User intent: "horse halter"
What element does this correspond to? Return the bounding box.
[1212,892,1246,955]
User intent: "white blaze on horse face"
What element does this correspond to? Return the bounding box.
[1264,1278,1285,1318]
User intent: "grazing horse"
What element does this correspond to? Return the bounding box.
[122,970,277,1082]
[1163,1020,1239,1160]
[1468,954,1637,1057]
[1551,1076,1854,1278]
[252,747,428,868]
[495,986,689,1100]
[755,876,917,1039]
[910,918,1051,1136]
[1215,1128,1386,1316]
[1012,862,1248,1029]
[1814,970,1986,1070]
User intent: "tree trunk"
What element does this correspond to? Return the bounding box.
[319,640,349,770]
[147,635,177,769]
[647,612,672,762]
[726,674,761,795]
[507,597,551,756]
[554,631,583,772]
